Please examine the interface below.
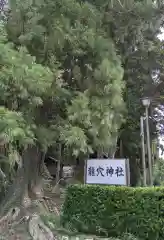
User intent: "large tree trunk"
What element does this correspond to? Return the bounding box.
[0,145,44,214]
[0,145,55,240]
[21,145,44,207]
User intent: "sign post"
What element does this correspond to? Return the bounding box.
[84,159,130,186]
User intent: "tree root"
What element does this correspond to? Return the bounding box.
[0,207,21,237]
[0,207,56,240]
[29,214,54,240]
[43,197,60,216]
[0,207,20,224]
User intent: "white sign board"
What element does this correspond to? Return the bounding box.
[85,159,129,186]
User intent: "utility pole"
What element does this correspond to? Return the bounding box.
[145,106,153,186]
[140,116,146,186]
[142,97,153,186]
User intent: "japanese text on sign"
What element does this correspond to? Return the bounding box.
[85,159,128,185]
[88,166,124,177]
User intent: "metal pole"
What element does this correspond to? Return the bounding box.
[140,116,146,186]
[145,106,153,186]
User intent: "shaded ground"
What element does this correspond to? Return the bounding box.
[0,179,65,239]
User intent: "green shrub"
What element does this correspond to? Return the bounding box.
[61,185,164,240]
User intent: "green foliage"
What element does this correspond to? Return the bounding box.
[5,0,164,185]
[153,158,164,185]
[7,0,125,158]
[61,185,164,240]
[41,213,139,240]
[0,23,57,174]
[84,0,164,184]
[0,107,34,146]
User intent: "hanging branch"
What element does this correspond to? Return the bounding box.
[117,0,124,8]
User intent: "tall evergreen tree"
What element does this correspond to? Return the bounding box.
[0,0,124,211]
[85,0,164,184]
